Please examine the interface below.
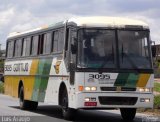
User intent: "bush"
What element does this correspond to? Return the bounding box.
[154,82,160,92]
[0,81,4,93]
[154,95,160,109]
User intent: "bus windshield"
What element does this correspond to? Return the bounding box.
[118,30,151,69]
[77,29,152,70]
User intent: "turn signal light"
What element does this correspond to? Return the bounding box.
[79,86,84,91]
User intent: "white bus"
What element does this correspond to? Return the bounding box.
[4,16,154,120]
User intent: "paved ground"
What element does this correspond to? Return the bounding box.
[0,94,159,122]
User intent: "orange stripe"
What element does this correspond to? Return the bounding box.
[136,74,150,87]
[24,59,39,100]
[30,59,39,75]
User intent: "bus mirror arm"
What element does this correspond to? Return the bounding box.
[71,37,77,54]
[69,62,75,72]
[151,46,156,58]
[71,44,77,54]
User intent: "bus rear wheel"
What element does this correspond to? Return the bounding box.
[61,88,76,120]
[120,108,136,121]
[19,86,38,110]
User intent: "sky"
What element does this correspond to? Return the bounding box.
[0,0,160,49]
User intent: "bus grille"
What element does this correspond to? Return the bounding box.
[100,87,136,91]
[99,97,138,105]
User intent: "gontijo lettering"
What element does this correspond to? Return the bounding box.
[13,63,28,72]
[4,63,29,72]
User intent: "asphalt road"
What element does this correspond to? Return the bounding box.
[0,94,159,122]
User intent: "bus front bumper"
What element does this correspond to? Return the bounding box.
[72,92,154,109]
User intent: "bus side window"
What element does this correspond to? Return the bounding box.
[31,35,39,56]
[64,28,69,57]
[26,37,31,56]
[51,31,54,53]
[58,29,64,52]
[16,39,22,57]
[13,40,16,57]
[38,34,45,55]
[30,36,33,55]
[7,41,14,58]
[52,31,59,52]
[7,41,10,58]
[21,38,26,56]
[43,32,52,54]
[64,28,70,71]
[13,39,21,57]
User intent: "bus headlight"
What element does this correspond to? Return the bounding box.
[138,88,152,92]
[91,87,97,91]
[85,86,97,91]
[85,87,91,91]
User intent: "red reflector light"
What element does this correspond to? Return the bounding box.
[84,102,97,106]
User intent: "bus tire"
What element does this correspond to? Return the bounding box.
[61,88,76,120]
[19,86,38,110]
[120,108,136,121]
[28,101,38,110]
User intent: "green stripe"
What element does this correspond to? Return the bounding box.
[32,58,52,101]
[114,73,129,86]
[125,73,139,87]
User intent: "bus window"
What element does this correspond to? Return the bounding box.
[7,41,14,58]
[14,39,22,57]
[22,38,26,56]
[26,37,31,56]
[51,32,54,53]
[58,29,64,52]
[38,34,45,55]
[53,31,59,52]
[43,32,52,54]
[31,35,39,56]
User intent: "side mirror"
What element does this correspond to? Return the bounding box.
[69,62,75,85]
[151,46,156,57]
[71,38,77,54]
[69,62,75,72]
[71,44,77,54]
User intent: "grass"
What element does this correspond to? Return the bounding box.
[154,82,160,92]
[154,95,160,109]
[0,81,4,93]
[138,82,160,115]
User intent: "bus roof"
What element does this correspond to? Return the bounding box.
[8,16,149,39]
[68,16,149,28]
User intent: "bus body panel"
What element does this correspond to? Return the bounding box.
[4,57,68,103]
[4,60,154,109]
[67,72,154,108]
[4,17,154,113]
[74,92,154,109]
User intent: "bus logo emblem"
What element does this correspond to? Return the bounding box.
[54,61,61,74]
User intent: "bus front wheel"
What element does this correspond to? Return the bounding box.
[61,88,76,120]
[19,86,38,110]
[120,108,136,121]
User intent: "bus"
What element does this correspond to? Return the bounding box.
[4,16,154,120]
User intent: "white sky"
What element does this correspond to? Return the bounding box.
[0,0,160,49]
